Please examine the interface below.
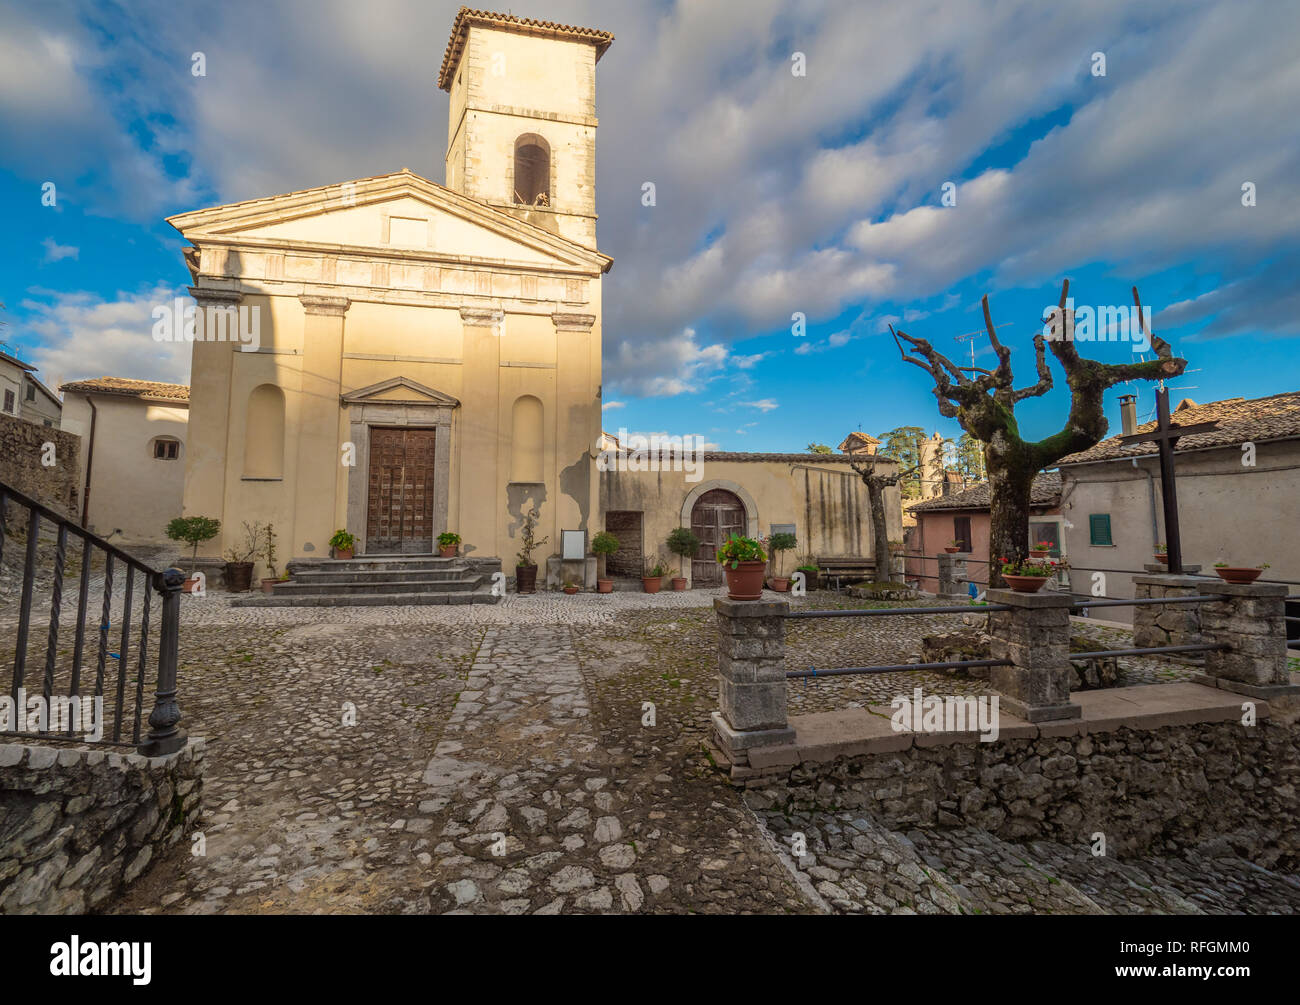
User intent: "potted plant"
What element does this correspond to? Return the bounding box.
[224,521,263,592]
[767,531,797,592]
[1029,539,1053,559]
[165,515,220,594]
[641,559,668,593]
[944,540,962,554]
[515,507,548,594]
[716,533,768,601]
[796,561,820,591]
[329,529,356,560]
[563,578,580,595]
[437,532,461,558]
[1154,543,1168,564]
[1213,561,1267,585]
[259,523,280,593]
[592,530,620,593]
[998,555,1064,593]
[665,527,700,591]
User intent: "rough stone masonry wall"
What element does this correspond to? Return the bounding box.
[0,412,81,518]
[0,739,203,913]
[745,704,1300,871]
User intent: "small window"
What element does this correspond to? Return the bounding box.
[2,389,14,414]
[1029,521,1061,556]
[952,516,972,553]
[25,383,36,402]
[1089,513,1113,547]
[153,439,180,460]
[513,133,551,206]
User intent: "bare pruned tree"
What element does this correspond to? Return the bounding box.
[849,451,918,584]
[892,280,1186,588]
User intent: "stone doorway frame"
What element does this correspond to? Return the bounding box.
[680,479,759,587]
[342,377,459,556]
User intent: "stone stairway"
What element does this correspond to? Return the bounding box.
[231,555,502,607]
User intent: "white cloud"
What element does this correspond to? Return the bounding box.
[741,399,779,412]
[601,400,626,411]
[41,238,78,262]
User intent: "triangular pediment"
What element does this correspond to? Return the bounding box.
[341,377,460,407]
[167,169,611,273]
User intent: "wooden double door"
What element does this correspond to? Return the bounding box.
[690,489,746,585]
[367,427,437,553]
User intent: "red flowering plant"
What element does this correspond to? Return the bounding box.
[1032,539,1054,551]
[1000,555,1066,577]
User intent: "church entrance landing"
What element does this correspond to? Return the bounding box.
[367,427,438,553]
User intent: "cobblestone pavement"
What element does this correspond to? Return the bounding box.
[3,560,1295,914]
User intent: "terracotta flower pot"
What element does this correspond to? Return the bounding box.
[642,576,662,594]
[671,577,687,591]
[769,576,791,592]
[1155,554,1168,564]
[724,560,767,601]
[798,570,819,590]
[1214,567,1262,585]
[516,564,538,594]
[563,586,579,595]
[182,577,201,595]
[944,547,960,554]
[1029,549,1050,559]
[224,561,254,592]
[439,545,458,558]
[333,547,354,560]
[260,577,278,594]
[597,578,613,594]
[1002,574,1048,594]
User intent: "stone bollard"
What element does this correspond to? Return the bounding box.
[710,597,795,767]
[1194,580,1300,698]
[1132,574,1205,657]
[936,552,968,598]
[985,588,1080,722]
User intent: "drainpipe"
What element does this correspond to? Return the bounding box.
[1132,457,1160,548]
[81,397,97,529]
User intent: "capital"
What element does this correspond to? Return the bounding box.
[299,294,351,317]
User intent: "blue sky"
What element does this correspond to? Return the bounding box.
[3,0,1298,452]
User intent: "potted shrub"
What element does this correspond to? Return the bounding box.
[716,533,768,601]
[515,507,548,594]
[259,523,280,593]
[998,555,1063,593]
[1029,539,1053,559]
[1154,543,1168,564]
[796,562,820,591]
[642,559,668,594]
[767,531,797,592]
[1213,561,1266,585]
[563,578,580,595]
[224,521,262,593]
[165,515,220,594]
[592,531,619,594]
[665,527,700,591]
[944,540,962,554]
[329,529,356,560]
[437,532,461,558]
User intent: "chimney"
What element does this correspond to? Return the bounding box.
[1119,394,1137,436]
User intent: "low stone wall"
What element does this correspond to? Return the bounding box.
[0,413,81,518]
[0,738,204,913]
[743,700,1300,870]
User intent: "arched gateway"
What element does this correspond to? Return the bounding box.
[689,488,746,586]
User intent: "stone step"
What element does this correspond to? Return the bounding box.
[268,577,483,596]
[287,556,471,574]
[231,589,502,608]
[289,568,473,585]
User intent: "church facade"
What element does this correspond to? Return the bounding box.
[170,9,893,585]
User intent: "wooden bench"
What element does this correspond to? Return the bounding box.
[815,556,877,590]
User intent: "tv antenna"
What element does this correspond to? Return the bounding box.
[953,322,1012,370]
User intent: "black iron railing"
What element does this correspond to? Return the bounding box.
[0,480,185,755]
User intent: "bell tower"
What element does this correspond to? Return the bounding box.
[439,9,613,249]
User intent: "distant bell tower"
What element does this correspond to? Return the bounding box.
[439,8,614,249]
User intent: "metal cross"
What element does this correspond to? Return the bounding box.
[1117,386,1218,573]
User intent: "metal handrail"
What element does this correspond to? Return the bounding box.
[787,658,1012,679]
[786,603,1012,619]
[0,481,185,755]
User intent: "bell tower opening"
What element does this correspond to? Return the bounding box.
[513,134,551,206]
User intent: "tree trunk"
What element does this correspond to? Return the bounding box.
[597,553,607,579]
[864,478,894,583]
[986,460,1033,591]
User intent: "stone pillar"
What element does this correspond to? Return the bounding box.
[710,597,795,766]
[553,312,597,547]
[937,552,967,597]
[460,307,503,559]
[1194,580,1299,698]
[293,295,350,557]
[1132,574,1204,656]
[183,287,241,548]
[986,589,1079,722]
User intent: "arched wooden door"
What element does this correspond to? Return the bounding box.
[690,489,745,586]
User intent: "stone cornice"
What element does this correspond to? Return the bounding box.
[552,312,596,333]
[188,286,242,307]
[299,294,351,317]
[460,307,504,326]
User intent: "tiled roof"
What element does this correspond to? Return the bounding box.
[0,350,36,373]
[60,377,190,403]
[1058,391,1300,465]
[908,473,1062,513]
[439,7,614,90]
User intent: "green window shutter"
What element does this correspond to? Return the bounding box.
[1089,514,1113,547]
